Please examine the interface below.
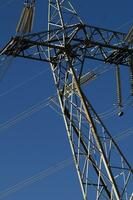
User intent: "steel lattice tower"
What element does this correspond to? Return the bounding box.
[0,0,133,199]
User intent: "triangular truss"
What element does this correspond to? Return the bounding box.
[0,1,132,199]
[47,1,133,199]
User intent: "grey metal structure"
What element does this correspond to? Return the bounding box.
[0,0,133,199]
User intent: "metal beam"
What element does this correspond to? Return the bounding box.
[1,24,132,66]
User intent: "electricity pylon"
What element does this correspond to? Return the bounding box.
[0,0,133,199]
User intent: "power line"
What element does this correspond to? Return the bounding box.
[116,18,133,31]
[0,58,132,124]
[50,93,132,120]
[0,56,13,81]
[0,158,73,199]
[0,62,107,98]
[0,96,52,133]
[0,67,50,97]
[0,84,132,140]
[0,0,21,9]
[0,125,132,199]
[0,2,133,200]
[114,126,133,141]
[51,101,133,139]
[0,91,132,137]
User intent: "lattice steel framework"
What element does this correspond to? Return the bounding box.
[0,0,133,199]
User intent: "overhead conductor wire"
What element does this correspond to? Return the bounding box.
[0,5,132,200]
[0,158,73,199]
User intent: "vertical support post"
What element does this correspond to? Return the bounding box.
[47,1,133,199]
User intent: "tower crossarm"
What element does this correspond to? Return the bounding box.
[0,0,133,199]
[0,24,133,66]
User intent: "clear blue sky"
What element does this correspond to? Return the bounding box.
[0,0,133,199]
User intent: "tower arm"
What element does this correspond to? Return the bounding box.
[1,24,133,66]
